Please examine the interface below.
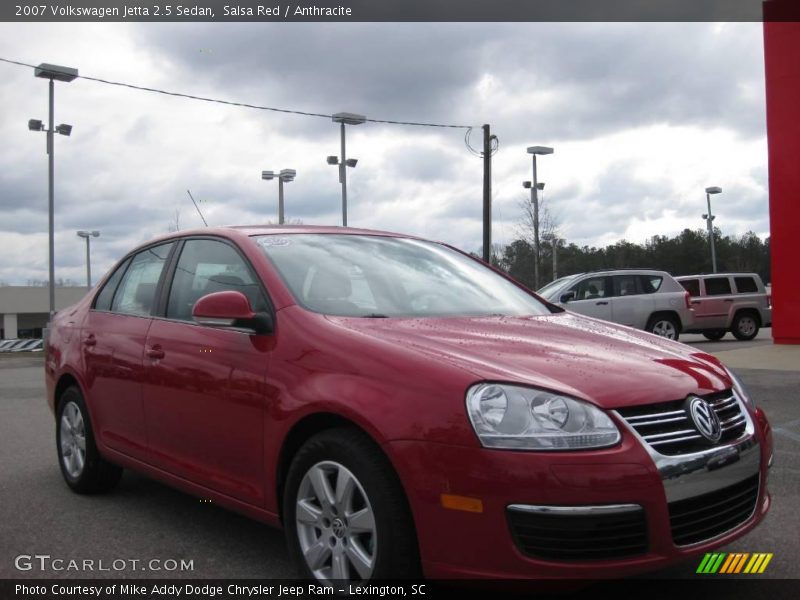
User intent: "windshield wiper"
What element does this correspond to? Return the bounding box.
[361,313,390,318]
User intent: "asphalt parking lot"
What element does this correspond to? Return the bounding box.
[0,338,797,581]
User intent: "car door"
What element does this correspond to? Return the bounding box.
[141,238,273,505]
[696,276,733,329]
[81,243,174,460]
[564,275,613,321]
[610,274,653,328]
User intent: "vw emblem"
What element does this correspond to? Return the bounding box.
[687,396,722,443]
[331,518,347,538]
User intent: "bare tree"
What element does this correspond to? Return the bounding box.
[516,193,560,284]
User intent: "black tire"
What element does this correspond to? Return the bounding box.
[702,330,726,341]
[56,386,122,494]
[732,312,760,341]
[645,314,681,341]
[282,427,420,583]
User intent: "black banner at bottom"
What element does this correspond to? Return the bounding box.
[3,579,799,600]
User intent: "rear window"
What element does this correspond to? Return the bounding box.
[734,277,758,294]
[704,277,732,296]
[679,279,700,297]
[640,275,663,294]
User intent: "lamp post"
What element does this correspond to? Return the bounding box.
[261,169,296,224]
[76,230,100,287]
[526,146,554,289]
[328,112,366,227]
[29,63,78,317]
[703,186,722,273]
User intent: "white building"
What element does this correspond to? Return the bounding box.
[0,286,89,339]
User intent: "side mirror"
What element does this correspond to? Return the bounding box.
[192,291,273,335]
[560,291,576,304]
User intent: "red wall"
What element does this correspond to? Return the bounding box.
[764,1,800,343]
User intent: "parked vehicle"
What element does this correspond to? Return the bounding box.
[537,269,694,340]
[676,273,772,341]
[45,227,771,582]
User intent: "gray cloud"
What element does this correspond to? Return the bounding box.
[0,22,770,284]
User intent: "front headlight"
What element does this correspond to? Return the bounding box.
[725,367,755,407]
[466,383,621,450]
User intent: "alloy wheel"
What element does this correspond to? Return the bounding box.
[60,401,86,478]
[737,316,757,337]
[652,320,677,340]
[295,461,377,582]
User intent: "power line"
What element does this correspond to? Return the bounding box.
[1,56,475,130]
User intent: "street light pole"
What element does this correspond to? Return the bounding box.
[262,169,296,224]
[76,230,100,287]
[329,112,366,227]
[30,63,78,317]
[526,146,554,289]
[703,186,722,273]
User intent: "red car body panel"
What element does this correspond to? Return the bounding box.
[44,226,771,579]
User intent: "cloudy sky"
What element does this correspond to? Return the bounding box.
[0,21,768,285]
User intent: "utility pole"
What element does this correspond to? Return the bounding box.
[482,124,492,263]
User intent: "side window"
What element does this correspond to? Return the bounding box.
[704,277,732,296]
[111,243,174,317]
[679,279,700,297]
[167,239,266,322]
[640,275,663,293]
[93,258,130,311]
[734,277,758,294]
[613,275,641,297]
[570,276,609,300]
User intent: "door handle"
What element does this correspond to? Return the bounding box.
[723,299,734,302]
[145,346,165,360]
[83,334,96,347]
[691,300,701,305]
[596,301,609,305]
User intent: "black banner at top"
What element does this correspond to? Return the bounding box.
[3,0,800,23]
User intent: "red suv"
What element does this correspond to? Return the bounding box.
[46,226,772,582]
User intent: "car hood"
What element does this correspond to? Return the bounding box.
[328,312,732,409]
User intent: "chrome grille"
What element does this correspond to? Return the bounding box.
[618,390,747,455]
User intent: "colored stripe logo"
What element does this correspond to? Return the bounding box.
[697,552,773,574]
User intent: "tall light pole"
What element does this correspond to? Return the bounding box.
[328,112,365,227]
[526,146,554,289]
[29,63,78,317]
[76,230,100,287]
[703,186,722,273]
[261,169,296,224]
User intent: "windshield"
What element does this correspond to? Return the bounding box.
[537,275,577,298]
[256,234,551,318]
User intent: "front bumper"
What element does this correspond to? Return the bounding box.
[386,406,772,579]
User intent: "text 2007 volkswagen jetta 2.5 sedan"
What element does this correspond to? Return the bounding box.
[46,226,772,582]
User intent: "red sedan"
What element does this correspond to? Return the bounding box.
[45,226,772,582]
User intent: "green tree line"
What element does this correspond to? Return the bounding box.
[493,228,770,290]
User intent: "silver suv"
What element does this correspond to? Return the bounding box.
[538,269,695,340]
[675,273,771,341]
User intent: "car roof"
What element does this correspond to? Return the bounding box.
[675,273,761,279]
[140,224,428,247]
[572,269,669,276]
